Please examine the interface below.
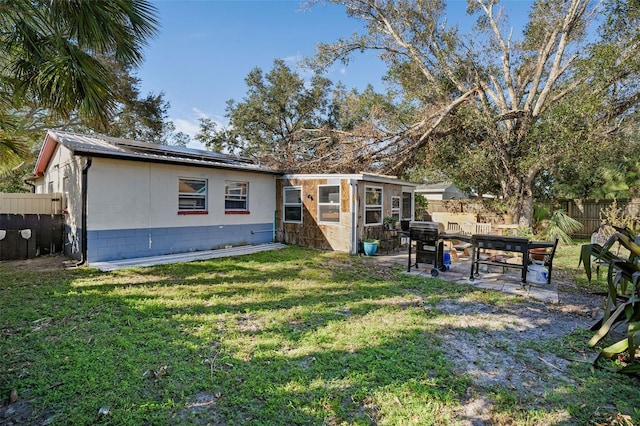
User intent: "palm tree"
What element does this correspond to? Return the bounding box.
[0,0,159,175]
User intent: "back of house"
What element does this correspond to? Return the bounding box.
[31,130,279,263]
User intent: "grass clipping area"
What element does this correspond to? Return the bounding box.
[1,246,639,425]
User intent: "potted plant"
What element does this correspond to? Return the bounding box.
[383,216,398,230]
[491,198,516,224]
[362,239,379,256]
[500,200,515,224]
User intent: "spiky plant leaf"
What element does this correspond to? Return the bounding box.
[543,210,583,244]
[601,338,628,358]
[618,363,640,374]
[589,302,628,347]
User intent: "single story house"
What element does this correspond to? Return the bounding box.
[32,131,279,263]
[31,131,416,264]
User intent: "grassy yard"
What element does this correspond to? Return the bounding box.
[1,245,639,425]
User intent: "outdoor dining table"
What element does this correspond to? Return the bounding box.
[469,234,555,283]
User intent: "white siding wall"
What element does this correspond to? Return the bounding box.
[87,158,276,231]
[35,144,84,230]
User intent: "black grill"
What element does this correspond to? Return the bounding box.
[408,221,444,275]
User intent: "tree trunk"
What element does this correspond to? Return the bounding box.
[503,173,535,228]
[516,193,534,228]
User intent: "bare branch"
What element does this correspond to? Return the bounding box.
[533,0,589,116]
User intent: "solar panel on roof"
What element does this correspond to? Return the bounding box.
[47,130,273,173]
[107,137,254,165]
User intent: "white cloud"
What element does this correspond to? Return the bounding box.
[171,108,227,150]
[173,118,200,138]
[283,54,304,67]
[192,107,209,119]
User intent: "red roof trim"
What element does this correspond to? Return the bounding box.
[33,132,59,177]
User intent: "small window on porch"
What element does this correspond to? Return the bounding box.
[318,185,340,223]
[391,196,401,221]
[284,187,302,223]
[365,186,383,225]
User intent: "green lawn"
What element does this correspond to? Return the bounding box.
[1,245,638,425]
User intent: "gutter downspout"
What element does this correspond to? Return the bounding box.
[23,179,36,193]
[75,156,92,266]
[350,180,358,255]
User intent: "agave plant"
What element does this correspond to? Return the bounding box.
[587,233,640,373]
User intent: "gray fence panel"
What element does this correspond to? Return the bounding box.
[0,214,64,260]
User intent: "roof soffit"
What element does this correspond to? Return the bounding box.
[33,132,60,176]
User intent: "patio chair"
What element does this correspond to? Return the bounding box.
[474,222,492,235]
[579,225,640,282]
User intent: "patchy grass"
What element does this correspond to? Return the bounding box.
[1,245,639,425]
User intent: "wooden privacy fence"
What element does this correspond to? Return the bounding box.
[566,200,640,238]
[421,199,640,238]
[0,192,64,214]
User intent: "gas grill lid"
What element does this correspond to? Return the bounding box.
[409,221,445,233]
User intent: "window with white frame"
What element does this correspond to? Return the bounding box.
[391,196,401,221]
[365,186,383,225]
[318,185,340,223]
[225,181,248,211]
[283,187,302,223]
[178,178,207,212]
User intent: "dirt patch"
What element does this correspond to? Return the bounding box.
[433,281,607,425]
[0,394,57,426]
[0,254,73,272]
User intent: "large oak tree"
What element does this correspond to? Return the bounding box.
[199,58,396,173]
[309,0,640,225]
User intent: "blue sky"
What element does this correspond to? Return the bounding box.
[137,0,533,148]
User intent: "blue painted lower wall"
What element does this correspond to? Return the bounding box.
[85,223,274,262]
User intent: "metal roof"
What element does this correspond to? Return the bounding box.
[34,130,279,176]
[280,173,416,187]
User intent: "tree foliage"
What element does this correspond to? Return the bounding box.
[102,60,179,145]
[201,58,401,173]
[307,0,639,225]
[0,0,159,176]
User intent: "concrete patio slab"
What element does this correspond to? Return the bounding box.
[374,250,559,304]
[89,243,287,272]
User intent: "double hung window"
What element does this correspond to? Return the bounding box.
[391,196,401,221]
[365,186,383,225]
[178,178,207,212]
[283,187,302,222]
[318,185,340,223]
[225,181,248,212]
